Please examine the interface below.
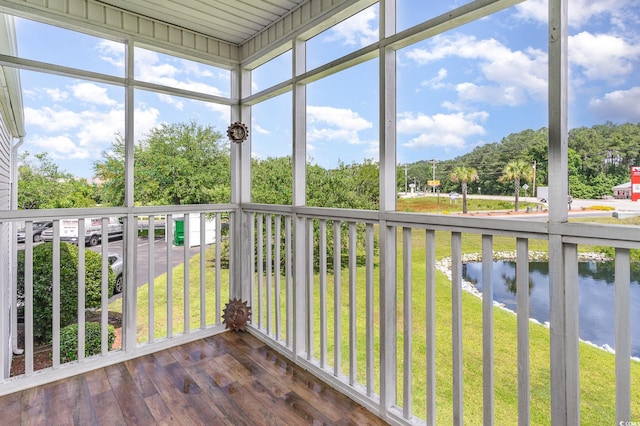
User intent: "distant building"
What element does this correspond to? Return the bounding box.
[612,181,631,199]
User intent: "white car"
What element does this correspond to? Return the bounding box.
[108,253,124,294]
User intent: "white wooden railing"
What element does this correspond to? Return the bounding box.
[244,205,639,425]
[0,205,234,395]
[1,204,638,424]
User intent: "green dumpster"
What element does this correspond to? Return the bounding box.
[174,217,184,246]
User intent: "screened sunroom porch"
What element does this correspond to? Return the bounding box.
[0,0,638,424]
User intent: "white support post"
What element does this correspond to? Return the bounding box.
[292,37,307,359]
[123,39,137,353]
[231,64,253,302]
[548,0,577,424]
[379,0,397,417]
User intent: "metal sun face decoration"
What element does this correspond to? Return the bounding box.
[222,298,252,331]
[227,122,249,143]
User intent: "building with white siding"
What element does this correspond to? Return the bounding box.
[0,13,25,378]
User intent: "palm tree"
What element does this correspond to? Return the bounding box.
[450,166,479,214]
[498,159,534,211]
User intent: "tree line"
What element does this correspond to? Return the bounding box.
[407,121,640,200]
[17,120,640,210]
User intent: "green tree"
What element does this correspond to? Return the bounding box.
[251,156,293,204]
[18,152,95,209]
[499,159,534,211]
[94,121,231,206]
[450,166,479,214]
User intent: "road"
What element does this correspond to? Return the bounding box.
[411,192,640,217]
[89,237,202,295]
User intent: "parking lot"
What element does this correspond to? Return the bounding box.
[91,236,201,295]
[17,235,202,298]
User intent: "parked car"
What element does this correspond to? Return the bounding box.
[17,221,53,243]
[108,253,123,294]
[41,217,124,246]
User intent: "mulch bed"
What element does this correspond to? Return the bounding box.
[10,311,122,377]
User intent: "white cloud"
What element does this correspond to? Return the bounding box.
[133,106,161,142]
[569,32,640,83]
[71,82,118,106]
[74,109,125,147]
[24,102,161,160]
[158,94,184,110]
[421,68,448,90]
[26,107,124,149]
[307,105,372,144]
[398,111,488,149]
[25,106,83,132]
[97,40,125,69]
[252,124,270,135]
[30,135,90,160]
[325,6,378,47]
[179,58,214,78]
[589,87,640,121]
[514,0,635,28]
[45,88,68,102]
[202,102,230,123]
[456,83,528,106]
[134,47,224,96]
[406,34,547,106]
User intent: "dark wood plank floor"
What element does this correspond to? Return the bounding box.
[0,331,388,425]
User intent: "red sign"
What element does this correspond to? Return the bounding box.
[631,166,640,201]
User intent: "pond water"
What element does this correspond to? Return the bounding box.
[462,260,640,357]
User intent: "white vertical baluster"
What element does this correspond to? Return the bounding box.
[516,238,530,425]
[451,232,463,425]
[266,215,273,335]
[285,216,292,347]
[257,214,264,330]
[319,219,327,368]
[148,216,155,342]
[349,222,357,385]
[402,227,412,419]
[426,229,436,424]
[333,220,342,377]
[275,215,282,340]
[166,214,173,338]
[52,221,60,367]
[366,223,374,396]
[615,248,631,423]
[183,214,190,333]
[307,219,314,360]
[482,234,494,425]
[77,219,86,361]
[200,213,206,329]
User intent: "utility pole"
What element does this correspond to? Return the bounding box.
[404,163,408,193]
[430,158,438,194]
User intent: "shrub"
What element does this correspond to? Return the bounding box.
[59,322,116,362]
[17,242,115,342]
[585,205,615,211]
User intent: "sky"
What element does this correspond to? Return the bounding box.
[10,0,640,179]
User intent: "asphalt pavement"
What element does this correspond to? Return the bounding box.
[90,237,202,297]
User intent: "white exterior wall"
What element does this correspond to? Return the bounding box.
[0,98,11,378]
[0,12,24,380]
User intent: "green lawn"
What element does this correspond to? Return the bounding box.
[107,216,639,424]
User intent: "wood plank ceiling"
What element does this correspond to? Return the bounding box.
[95,0,309,45]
